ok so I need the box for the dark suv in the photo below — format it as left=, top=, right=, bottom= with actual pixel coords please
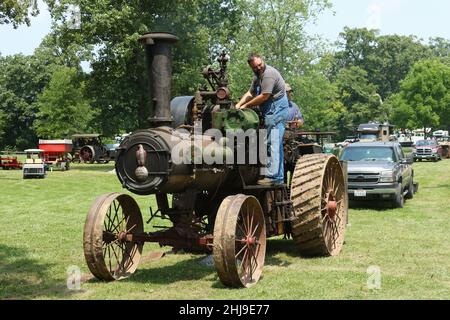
left=340, top=142, right=415, bottom=208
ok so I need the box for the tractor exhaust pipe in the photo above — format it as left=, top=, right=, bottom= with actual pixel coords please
left=139, top=32, right=179, bottom=128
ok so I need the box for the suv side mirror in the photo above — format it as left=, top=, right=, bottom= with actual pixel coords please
left=401, top=158, right=412, bottom=165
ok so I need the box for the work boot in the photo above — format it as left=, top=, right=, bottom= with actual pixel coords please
left=257, top=178, right=274, bottom=186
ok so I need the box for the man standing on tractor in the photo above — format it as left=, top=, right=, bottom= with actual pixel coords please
left=235, top=53, right=289, bottom=186
left=285, top=83, right=304, bottom=129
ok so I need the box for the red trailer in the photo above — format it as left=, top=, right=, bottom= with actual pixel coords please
left=0, top=156, right=23, bottom=170
left=38, top=139, right=73, bottom=171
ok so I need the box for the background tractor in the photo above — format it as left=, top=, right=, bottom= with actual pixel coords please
left=71, top=134, right=111, bottom=164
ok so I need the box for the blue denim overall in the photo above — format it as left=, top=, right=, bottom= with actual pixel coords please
left=257, top=86, right=289, bottom=183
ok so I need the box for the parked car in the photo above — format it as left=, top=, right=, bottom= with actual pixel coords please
left=433, top=130, right=449, bottom=138
left=340, top=142, right=415, bottom=208
left=104, top=133, right=130, bottom=161
left=336, top=137, right=359, bottom=148
left=396, top=132, right=413, bottom=147
left=323, top=143, right=341, bottom=157
left=412, top=140, right=443, bottom=162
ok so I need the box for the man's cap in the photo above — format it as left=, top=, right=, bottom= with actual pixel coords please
left=285, top=83, right=293, bottom=92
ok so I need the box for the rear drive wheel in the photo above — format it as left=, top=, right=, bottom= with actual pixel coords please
left=290, top=154, right=347, bottom=257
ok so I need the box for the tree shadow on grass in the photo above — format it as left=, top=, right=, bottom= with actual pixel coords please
left=265, top=238, right=332, bottom=262
left=83, top=245, right=295, bottom=289
left=266, top=238, right=298, bottom=259
left=0, top=244, right=83, bottom=300
left=84, top=255, right=216, bottom=286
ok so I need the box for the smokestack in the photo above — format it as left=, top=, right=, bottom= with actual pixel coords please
left=139, top=32, right=179, bottom=128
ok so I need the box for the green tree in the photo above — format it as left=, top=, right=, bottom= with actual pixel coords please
left=296, top=70, right=343, bottom=133
left=0, top=111, right=5, bottom=147
left=334, top=27, right=379, bottom=72
left=228, top=0, right=332, bottom=99
left=236, top=0, right=331, bottom=73
left=334, top=66, right=385, bottom=136
left=45, top=0, right=242, bottom=134
left=429, top=37, right=450, bottom=66
left=389, top=59, right=450, bottom=135
left=374, top=35, right=432, bottom=98
left=34, top=66, right=93, bottom=138
left=0, top=0, right=39, bottom=28
left=334, top=28, right=432, bottom=99
left=429, top=37, right=450, bottom=58
left=0, top=53, right=55, bottom=149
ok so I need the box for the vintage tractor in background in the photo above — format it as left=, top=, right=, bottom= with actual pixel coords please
left=83, top=33, right=348, bottom=288
left=71, top=134, right=111, bottom=164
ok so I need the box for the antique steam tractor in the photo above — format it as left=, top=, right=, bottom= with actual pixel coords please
left=71, top=134, right=111, bottom=164
left=83, top=33, right=348, bottom=288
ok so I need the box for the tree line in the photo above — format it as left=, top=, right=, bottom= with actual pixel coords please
left=1, top=0, right=450, bottom=150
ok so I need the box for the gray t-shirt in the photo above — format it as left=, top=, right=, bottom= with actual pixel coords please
left=249, top=65, right=286, bottom=100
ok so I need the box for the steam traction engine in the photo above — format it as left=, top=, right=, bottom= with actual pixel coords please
left=83, top=33, right=348, bottom=288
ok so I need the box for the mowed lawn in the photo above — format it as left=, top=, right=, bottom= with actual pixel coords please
left=0, top=159, right=449, bottom=300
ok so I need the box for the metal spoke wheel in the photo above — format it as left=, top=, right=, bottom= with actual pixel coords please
left=83, top=193, right=144, bottom=281
left=290, top=154, right=347, bottom=256
left=213, top=195, right=266, bottom=288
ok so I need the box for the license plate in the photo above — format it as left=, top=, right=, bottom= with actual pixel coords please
left=354, top=190, right=367, bottom=197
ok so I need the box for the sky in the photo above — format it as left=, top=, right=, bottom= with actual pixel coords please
left=306, top=0, right=450, bottom=43
left=1, top=0, right=450, bottom=56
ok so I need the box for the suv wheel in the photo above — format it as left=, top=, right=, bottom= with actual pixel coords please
left=393, top=190, right=404, bottom=208
left=405, top=179, right=414, bottom=200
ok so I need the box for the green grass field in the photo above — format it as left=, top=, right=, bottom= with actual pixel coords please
left=1, top=160, right=449, bottom=300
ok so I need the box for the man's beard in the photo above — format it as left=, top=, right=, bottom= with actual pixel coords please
left=254, top=64, right=266, bottom=77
